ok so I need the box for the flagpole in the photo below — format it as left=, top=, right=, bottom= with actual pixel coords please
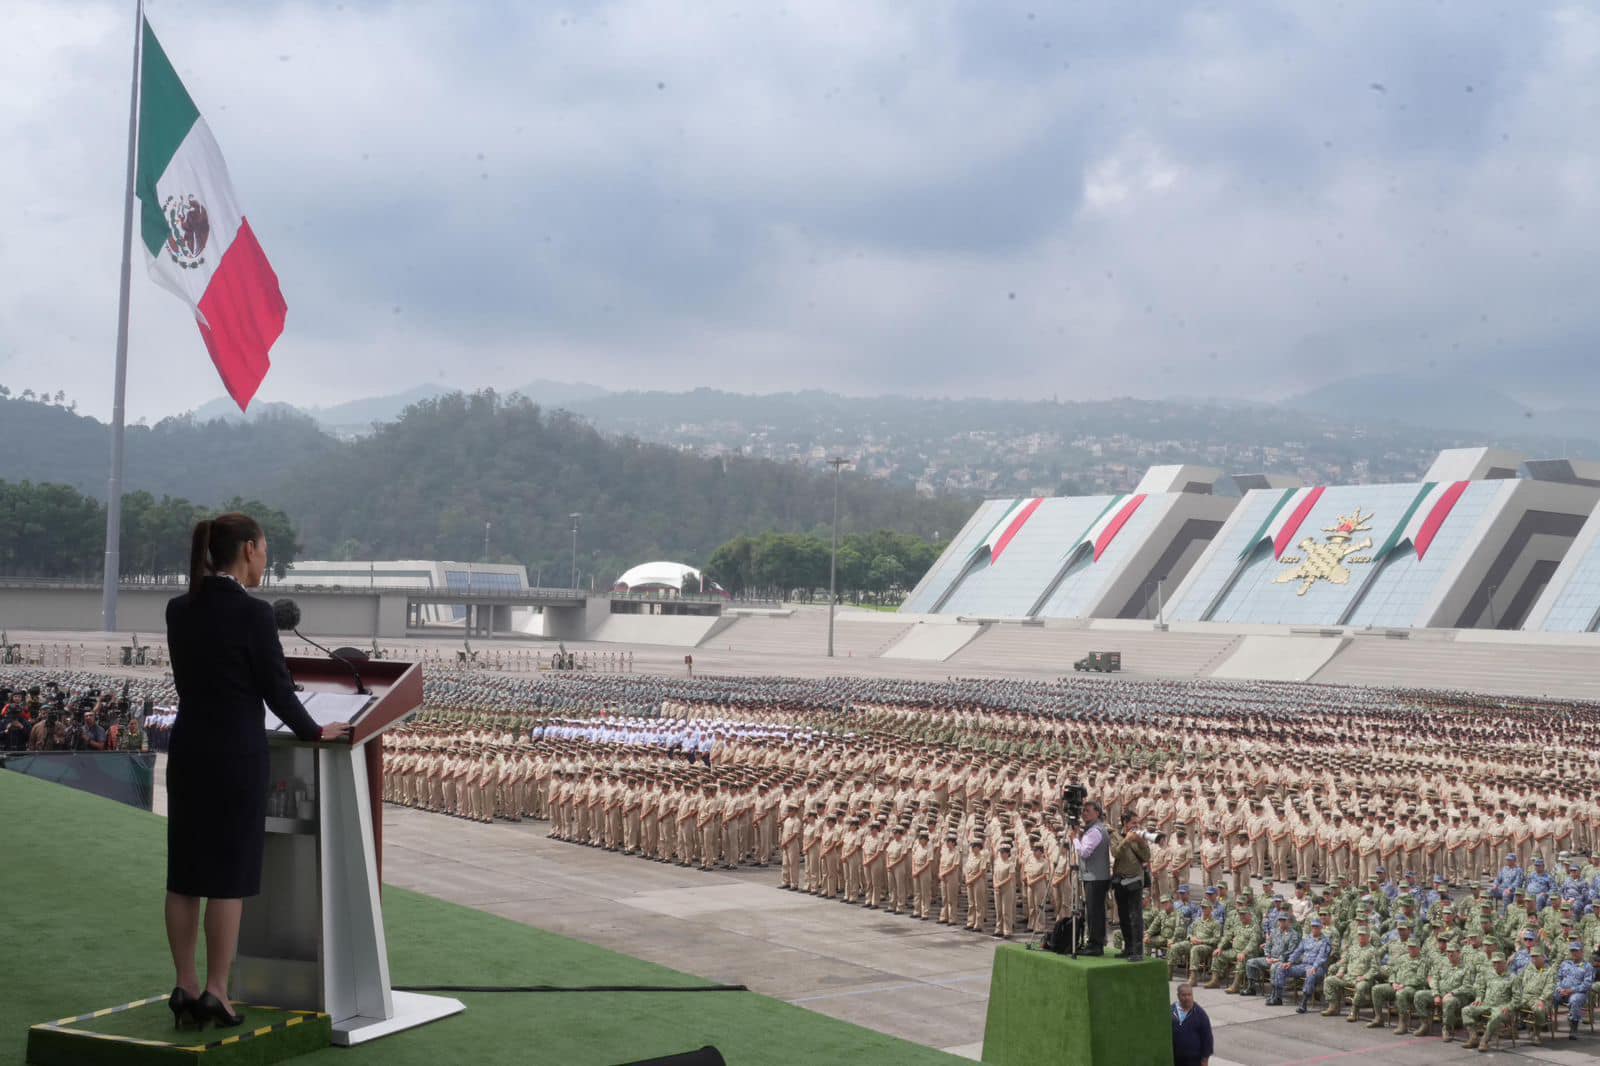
left=102, top=0, right=143, bottom=632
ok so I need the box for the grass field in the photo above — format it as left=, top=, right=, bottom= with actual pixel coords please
left=2, top=769, right=961, bottom=1066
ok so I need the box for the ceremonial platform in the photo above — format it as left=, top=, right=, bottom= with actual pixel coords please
left=981, top=947, right=1171, bottom=1066
left=1, top=770, right=960, bottom=1066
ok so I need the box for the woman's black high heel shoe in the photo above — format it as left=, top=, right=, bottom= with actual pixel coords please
left=168, top=987, right=203, bottom=1029
left=191, top=990, right=245, bottom=1030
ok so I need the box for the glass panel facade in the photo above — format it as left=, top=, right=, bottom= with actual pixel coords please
left=1538, top=525, right=1600, bottom=632
left=1169, top=482, right=1499, bottom=626
left=937, top=496, right=1118, bottom=617
left=1034, top=495, right=1168, bottom=619
left=901, top=499, right=1013, bottom=613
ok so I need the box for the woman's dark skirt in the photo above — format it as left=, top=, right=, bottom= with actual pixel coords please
left=166, top=747, right=269, bottom=899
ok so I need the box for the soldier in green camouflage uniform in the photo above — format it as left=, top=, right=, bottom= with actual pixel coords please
left=1206, top=901, right=1257, bottom=989
left=1322, top=925, right=1382, bottom=1021
left=1175, top=910, right=1223, bottom=982
left=1369, top=939, right=1429, bottom=1031
left=1145, top=896, right=1177, bottom=957
left=1414, top=938, right=1475, bottom=1040
left=1518, top=947, right=1557, bottom=1045
left=1218, top=909, right=1264, bottom=993
left=1461, top=954, right=1521, bottom=1051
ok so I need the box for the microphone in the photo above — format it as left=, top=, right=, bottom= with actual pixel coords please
left=272, top=598, right=370, bottom=696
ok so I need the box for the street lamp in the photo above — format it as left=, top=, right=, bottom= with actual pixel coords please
left=1486, top=585, right=1499, bottom=629
left=1155, top=575, right=1167, bottom=627
left=483, top=520, right=492, bottom=562
left=569, top=513, right=582, bottom=590
left=826, top=456, right=850, bottom=657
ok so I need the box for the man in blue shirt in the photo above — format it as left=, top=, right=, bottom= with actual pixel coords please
left=1171, top=983, right=1214, bottom=1066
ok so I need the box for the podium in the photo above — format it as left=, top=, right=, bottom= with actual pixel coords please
left=234, top=656, right=464, bottom=1046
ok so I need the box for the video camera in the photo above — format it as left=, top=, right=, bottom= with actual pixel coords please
left=1062, top=783, right=1088, bottom=827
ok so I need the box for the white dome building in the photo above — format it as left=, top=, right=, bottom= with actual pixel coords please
left=613, top=561, right=708, bottom=596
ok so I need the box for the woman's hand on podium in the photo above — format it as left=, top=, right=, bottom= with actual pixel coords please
left=319, top=721, right=353, bottom=743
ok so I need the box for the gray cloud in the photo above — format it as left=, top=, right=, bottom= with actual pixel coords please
left=2, top=0, right=1598, bottom=419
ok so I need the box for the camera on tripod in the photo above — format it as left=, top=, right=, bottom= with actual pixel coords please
left=1062, top=783, right=1088, bottom=827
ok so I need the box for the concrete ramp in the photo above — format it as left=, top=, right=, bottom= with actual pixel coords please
left=1209, top=634, right=1346, bottom=682
left=585, top=614, right=726, bottom=647
left=880, top=622, right=984, bottom=661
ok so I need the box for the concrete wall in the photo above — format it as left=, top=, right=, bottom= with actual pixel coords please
left=0, top=585, right=397, bottom=638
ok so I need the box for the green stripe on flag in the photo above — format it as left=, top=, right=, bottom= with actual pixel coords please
left=1373, top=482, right=1435, bottom=562
left=1235, top=488, right=1296, bottom=560
left=135, top=17, right=201, bottom=257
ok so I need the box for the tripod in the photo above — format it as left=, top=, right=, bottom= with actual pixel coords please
left=1039, top=833, right=1088, bottom=956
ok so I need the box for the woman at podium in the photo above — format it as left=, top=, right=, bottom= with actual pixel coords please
left=163, top=513, right=352, bottom=1030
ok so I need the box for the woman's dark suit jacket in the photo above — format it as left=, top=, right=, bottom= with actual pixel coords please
left=165, top=575, right=320, bottom=898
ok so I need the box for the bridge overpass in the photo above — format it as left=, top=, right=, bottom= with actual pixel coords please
left=0, top=579, right=724, bottom=640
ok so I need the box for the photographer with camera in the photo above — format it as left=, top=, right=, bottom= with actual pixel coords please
left=1069, top=797, right=1112, bottom=955
left=1113, top=817, right=1154, bottom=962
left=78, top=707, right=108, bottom=751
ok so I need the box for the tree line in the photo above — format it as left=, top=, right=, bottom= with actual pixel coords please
left=704, top=529, right=944, bottom=603
left=0, top=480, right=301, bottom=581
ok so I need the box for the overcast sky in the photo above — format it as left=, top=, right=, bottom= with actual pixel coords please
left=5, top=1, right=1598, bottom=420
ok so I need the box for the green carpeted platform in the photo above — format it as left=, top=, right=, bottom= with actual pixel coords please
left=2, top=770, right=960, bottom=1066
left=982, top=945, right=1172, bottom=1065
left=27, top=995, right=330, bottom=1066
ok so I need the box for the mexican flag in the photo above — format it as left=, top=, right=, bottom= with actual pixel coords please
left=1068, top=494, right=1148, bottom=562
left=135, top=17, right=285, bottom=411
left=1236, top=486, right=1325, bottom=560
left=1373, top=481, right=1470, bottom=562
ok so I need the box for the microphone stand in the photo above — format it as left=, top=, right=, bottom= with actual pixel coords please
left=294, top=627, right=370, bottom=695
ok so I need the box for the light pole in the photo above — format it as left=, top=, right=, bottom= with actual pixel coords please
left=569, top=513, right=581, bottom=590
left=826, top=456, right=850, bottom=657
left=483, top=520, right=491, bottom=562
left=1155, top=575, right=1167, bottom=627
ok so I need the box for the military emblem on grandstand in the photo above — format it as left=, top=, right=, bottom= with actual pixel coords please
left=1273, top=509, right=1375, bottom=595
left=162, top=194, right=210, bottom=269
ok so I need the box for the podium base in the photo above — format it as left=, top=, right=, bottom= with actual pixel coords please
left=981, top=945, right=1173, bottom=1065
left=27, top=994, right=330, bottom=1066
left=332, top=991, right=465, bottom=1046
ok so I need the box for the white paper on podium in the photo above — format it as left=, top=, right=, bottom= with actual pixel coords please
left=265, top=692, right=374, bottom=733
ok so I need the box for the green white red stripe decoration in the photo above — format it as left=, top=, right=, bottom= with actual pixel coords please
left=135, top=17, right=285, bottom=411
left=1068, top=494, right=1147, bottom=562
left=1374, top=481, right=1470, bottom=562
left=1237, top=486, right=1325, bottom=560
left=973, top=497, right=1044, bottom=565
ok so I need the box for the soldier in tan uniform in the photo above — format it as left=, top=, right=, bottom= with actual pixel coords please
left=939, top=831, right=963, bottom=924
left=912, top=829, right=936, bottom=919
left=964, top=839, right=990, bottom=932
left=885, top=826, right=911, bottom=914
left=779, top=803, right=802, bottom=889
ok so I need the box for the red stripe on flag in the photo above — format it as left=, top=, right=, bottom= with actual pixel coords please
left=1413, top=480, right=1469, bottom=561
left=1093, top=494, right=1147, bottom=561
left=990, top=497, right=1043, bottom=564
left=1273, top=486, right=1325, bottom=560
left=194, top=217, right=285, bottom=411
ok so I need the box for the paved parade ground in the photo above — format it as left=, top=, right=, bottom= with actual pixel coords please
left=376, top=800, right=1600, bottom=1065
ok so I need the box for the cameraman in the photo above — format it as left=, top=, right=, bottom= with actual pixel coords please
left=1070, top=799, right=1113, bottom=955
left=1113, top=819, right=1154, bottom=962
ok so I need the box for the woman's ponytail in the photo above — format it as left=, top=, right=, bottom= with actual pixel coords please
left=188, top=512, right=264, bottom=593
left=189, top=519, right=214, bottom=592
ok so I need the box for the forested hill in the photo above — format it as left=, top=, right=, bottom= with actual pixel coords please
left=261, top=392, right=972, bottom=580
left=0, top=392, right=340, bottom=504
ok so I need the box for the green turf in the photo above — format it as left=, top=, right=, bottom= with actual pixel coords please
left=982, top=946, right=1172, bottom=1066
left=2, top=770, right=961, bottom=1066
